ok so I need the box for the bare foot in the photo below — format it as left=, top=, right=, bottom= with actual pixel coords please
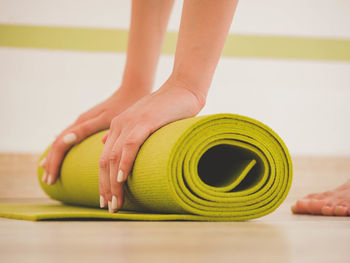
left=291, top=180, right=350, bottom=216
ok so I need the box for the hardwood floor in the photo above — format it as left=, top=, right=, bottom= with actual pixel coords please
left=0, top=154, right=349, bottom=263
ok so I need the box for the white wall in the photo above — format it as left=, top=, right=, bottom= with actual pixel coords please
left=0, top=0, right=350, bottom=155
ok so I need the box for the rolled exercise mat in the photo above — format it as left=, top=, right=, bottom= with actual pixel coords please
left=0, top=114, right=292, bottom=221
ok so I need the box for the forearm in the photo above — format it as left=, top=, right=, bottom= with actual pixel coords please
left=170, top=0, right=238, bottom=106
left=121, top=0, right=175, bottom=94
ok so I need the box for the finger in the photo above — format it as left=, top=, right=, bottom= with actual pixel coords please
left=108, top=136, right=125, bottom=213
left=41, top=148, right=54, bottom=184
left=111, top=183, right=124, bottom=213
left=43, top=108, right=103, bottom=170
left=39, top=157, right=46, bottom=168
left=46, top=117, right=107, bottom=185
left=99, top=126, right=121, bottom=210
left=107, top=124, right=153, bottom=213
left=38, top=157, right=48, bottom=183
left=73, top=107, right=104, bottom=125
left=41, top=117, right=82, bottom=181
left=51, top=108, right=102, bottom=143
left=98, top=156, right=111, bottom=209
left=102, top=131, right=110, bottom=144
left=117, top=123, right=153, bottom=183
left=308, top=199, right=327, bottom=215
left=105, top=117, right=129, bottom=213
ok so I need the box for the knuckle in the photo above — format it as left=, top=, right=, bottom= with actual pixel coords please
left=119, top=159, right=129, bottom=171
left=123, top=127, right=149, bottom=148
left=99, top=157, right=109, bottom=168
left=53, top=140, right=66, bottom=151
left=108, top=151, right=119, bottom=162
left=139, top=115, right=155, bottom=129
left=42, top=161, right=48, bottom=170
left=78, top=123, right=90, bottom=135
left=103, top=186, right=112, bottom=197
left=124, top=136, right=139, bottom=147
left=138, top=120, right=154, bottom=133
left=49, top=161, right=59, bottom=171
left=98, top=180, right=105, bottom=192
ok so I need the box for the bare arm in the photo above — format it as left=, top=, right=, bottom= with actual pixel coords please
left=42, top=0, right=175, bottom=186
left=121, top=0, right=175, bottom=93
left=171, top=0, right=238, bottom=103
left=99, top=0, right=239, bottom=213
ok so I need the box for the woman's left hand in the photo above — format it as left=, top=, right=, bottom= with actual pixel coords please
left=98, top=78, right=206, bottom=213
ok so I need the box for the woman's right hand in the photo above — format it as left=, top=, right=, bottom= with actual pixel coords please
left=40, top=87, right=149, bottom=185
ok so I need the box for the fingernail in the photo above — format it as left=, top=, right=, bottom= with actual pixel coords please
left=39, top=158, right=46, bottom=167
left=100, top=195, right=106, bottom=208
left=63, top=133, right=77, bottom=145
left=41, top=172, right=47, bottom=182
left=117, top=170, right=124, bottom=183
left=112, top=195, right=118, bottom=210
left=47, top=174, right=54, bottom=185
left=108, top=200, right=114, bottom=213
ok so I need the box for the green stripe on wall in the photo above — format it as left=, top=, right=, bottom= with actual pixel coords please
left=1, top=24, right=350, bottom=61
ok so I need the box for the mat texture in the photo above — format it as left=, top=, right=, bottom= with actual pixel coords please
left=0, top=114, right=292, bottom=221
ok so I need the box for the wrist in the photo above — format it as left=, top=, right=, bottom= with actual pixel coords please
left=166, top=74, right=207, bottom=110
left=161, top=75, right=207, bottom=113
left=112, top=80, right=151, bottom=103
left=119, top=69, right=154, bottom=97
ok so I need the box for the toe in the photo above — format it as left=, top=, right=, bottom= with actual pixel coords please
left=291, top=204, right=298, bottom=214
left=321, top=205, right=334, bottom=216
left=334, top=205, right=348, bottom=216
left=295, top=199, right=311, bottom=214
left=308, top=199, right=327, bottom=215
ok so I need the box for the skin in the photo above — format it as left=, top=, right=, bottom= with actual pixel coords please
left=41, top=0, right=175, bottom=185
left=39, top=0, right=348, bottom=218
left=292, top=180, right=350, bottom=216
left=42, top=0, right=239, bottom=213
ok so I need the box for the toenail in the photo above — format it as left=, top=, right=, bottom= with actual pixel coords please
left=321, top=206, right=333, bottom=216
left=334, top=206, right=347, bottom=215
left=336, top=205, right=346, bottom=209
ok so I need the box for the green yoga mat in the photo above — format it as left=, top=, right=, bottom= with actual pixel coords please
left=0, top=114, right=292, bottom=221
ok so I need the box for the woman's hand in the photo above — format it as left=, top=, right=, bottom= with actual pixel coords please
left=98, top=78, right=206, bottom=212
left=40, top=87, right=149, bottom=185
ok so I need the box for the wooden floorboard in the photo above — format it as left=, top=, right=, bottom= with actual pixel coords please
left=0, top=154, right=349, bottom=263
